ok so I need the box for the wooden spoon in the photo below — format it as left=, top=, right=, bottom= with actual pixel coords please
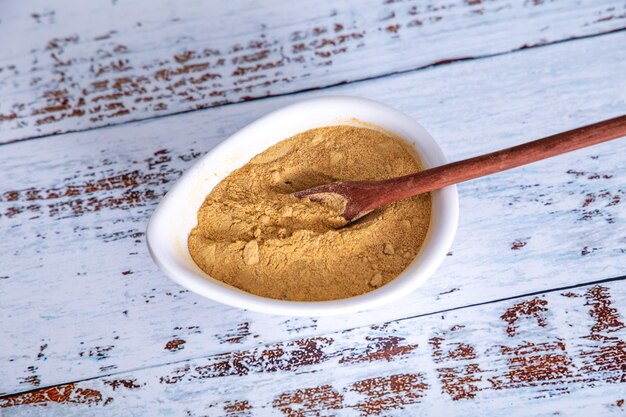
left=295, top=115, right=626, bottom=224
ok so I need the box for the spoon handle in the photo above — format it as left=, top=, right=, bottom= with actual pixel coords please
left=377, top=115, right=626, bottom=203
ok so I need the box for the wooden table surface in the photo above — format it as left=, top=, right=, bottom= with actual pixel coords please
left=1, top=0, right=625, bottom=415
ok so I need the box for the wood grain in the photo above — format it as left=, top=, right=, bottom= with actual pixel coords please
left=1, top=0, right=625, bottom=143
left=2, top=281, right=625, bottom=415
left=1, top=32, right=624, bottom=395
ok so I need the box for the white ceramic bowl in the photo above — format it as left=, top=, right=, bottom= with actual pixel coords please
left=147, top=96, right=458, bottom=316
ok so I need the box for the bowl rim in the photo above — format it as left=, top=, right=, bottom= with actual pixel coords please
left=147, top=96, right=459, bottom=316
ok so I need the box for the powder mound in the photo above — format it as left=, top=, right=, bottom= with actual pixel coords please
left=188, top=125, right=431, bottom=301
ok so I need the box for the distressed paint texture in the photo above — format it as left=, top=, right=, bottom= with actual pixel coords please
left=1, top=32, right=625, bottom=394
left=1, top=0, right=625, bottom=142
left=2, top=282, right=625, bottom=415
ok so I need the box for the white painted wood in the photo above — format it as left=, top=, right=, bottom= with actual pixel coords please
left=0, top=0, right=624, bottom=142
left=1, top=32, right=625, bottom=395
left=2, top=281, right=625, bottom=415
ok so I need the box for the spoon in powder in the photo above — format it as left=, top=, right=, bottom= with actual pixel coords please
left=295, top=115, right=626, bottom=224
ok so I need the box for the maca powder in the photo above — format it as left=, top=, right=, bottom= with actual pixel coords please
left=188, top=125, right=431, bottom=301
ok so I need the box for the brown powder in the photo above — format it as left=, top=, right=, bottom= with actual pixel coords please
left=188, top=125, right=431, bottom=301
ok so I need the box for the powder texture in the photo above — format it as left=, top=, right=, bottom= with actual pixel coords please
left=188, top=125, right=431, bottom=301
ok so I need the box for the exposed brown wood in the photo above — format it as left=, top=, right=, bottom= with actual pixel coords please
left=1, top=0, right=625, bottom=143
left=1, top=282, right=624, bottom=415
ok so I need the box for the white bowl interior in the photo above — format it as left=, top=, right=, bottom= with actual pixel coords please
left=147, top=96, right=459, bottom=316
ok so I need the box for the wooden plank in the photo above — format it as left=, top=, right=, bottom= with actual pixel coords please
left=1, top=32, right=625, bottom=395
left=2, top=280, right=625, bottom=415
left=1, top=0, right=625, bottom=143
